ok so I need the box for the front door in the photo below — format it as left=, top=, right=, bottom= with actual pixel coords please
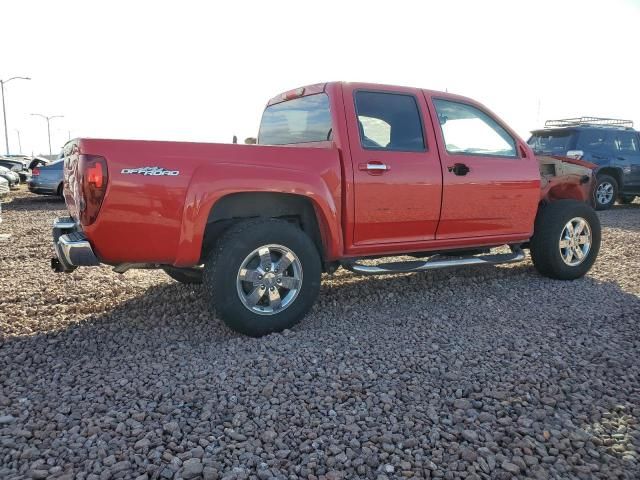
left=343, top=84, right=443, bottom=245
left=428, top=96, right=540, bottom=240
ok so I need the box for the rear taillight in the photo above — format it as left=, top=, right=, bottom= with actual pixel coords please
left=79, top=155, right=108, bottom=225
left=32, top=167, right=40, bottom=176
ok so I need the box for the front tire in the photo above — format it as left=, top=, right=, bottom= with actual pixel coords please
left=203, top=219, right=321, bottom=337
left=594, top=174, right=618, bottom=210
left=530, top=200, right=601, bottom=280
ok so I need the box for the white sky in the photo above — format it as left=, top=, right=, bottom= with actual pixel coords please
left=2, top=0, right=639, bottom=156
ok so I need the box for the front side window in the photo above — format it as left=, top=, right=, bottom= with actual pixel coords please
left=612, top=131, right=639, bottom=153
left=354, top=91, right=425, bottom=151
left=258, top=93, right=332, bottom=145
left=434, top=99, right=517, bottom=158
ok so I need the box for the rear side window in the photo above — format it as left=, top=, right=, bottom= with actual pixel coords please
left=575, top=130, right=612, bottom=152
left=354, top=91, right=425, bottom=151
left=612, top=131, right=639, bottom=153
left=258, top=94, right=332, bottom=145
left=434, top=99, right=517, bottom=158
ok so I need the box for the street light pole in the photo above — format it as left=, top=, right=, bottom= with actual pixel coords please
left=31, top=113, right=63, bottom=156
left=0, top=76, right=31, bottom=155
left=16, top=130, right=22, bottom=153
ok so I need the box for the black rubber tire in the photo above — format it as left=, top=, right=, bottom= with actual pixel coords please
left=594, top=174, right=618, bottom=210
left=529, top=200, right=601, bottom=280
left=203, top=219, right=321, bottom=337
left=162, top=266, right=203, bottom=284
left=618, top=195, right=636, bottom=205
left=57, top=183, right=64, bottom=197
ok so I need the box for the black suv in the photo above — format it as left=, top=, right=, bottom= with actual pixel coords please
left=528, top=117, right=640, bottom=210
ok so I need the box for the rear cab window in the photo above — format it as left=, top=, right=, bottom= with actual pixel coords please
left=258, top=93, right=332, bottom=145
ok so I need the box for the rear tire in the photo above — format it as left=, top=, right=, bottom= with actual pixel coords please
left=57, top=183, right=64, bottom=197
left=162, top=266, right=203, bottom=284
left=594, top=174, right=618, bottom=210
left=530, top=200, right=601, bottom=280
left=618, top=195, right=636, bottom=205
left=203, top=219, right=321, bottom=337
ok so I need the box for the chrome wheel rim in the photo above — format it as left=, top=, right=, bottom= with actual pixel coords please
left=596, top=181, right=614, bottom=205
left=236, top=244, right=303, bottom=315
left=559, top=217, right=592, bottom=266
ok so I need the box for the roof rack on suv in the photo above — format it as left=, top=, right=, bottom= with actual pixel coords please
left=545, top=117, right=634, bottom=129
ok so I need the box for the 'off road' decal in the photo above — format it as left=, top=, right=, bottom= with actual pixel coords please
left=121, top=167, right=180, bottom=176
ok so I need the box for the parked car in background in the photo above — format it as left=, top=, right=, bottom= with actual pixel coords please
left=28, top=159, right=64, bottom=196
left=0, top=177, right=9, bottom=199
left=0, top=166, right=20, bottom=189
left=528, top=117, right=640, bottom=209
left=4, top=154, right=32, bottom=168
left=0, top=157, right=31, bottom=183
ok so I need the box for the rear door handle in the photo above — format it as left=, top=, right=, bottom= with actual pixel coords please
left=448, top=163, right=470, bottom=176
left=359, top=162, right=390, bottom=173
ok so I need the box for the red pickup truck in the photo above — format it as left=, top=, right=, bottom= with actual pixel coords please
left=52, top=82, right=600, bottom=336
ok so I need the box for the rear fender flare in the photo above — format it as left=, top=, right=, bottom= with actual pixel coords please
left=173, top=163, right=342, bottom=266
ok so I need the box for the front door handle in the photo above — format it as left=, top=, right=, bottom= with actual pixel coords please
left=359, top=162, right=390, bottom=174
left=448, top=163, right=470, bottom=176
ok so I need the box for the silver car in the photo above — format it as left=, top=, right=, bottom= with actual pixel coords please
left=27, top=159, right=64, bottom=196
left=0, top=165, right=20, bottom=189
left=0, top=176, right=9, bottom=199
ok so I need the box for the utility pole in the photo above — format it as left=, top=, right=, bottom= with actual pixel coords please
left=31, top=113, right=63, bottom=156
left=0, top=76, right=31, bottom=155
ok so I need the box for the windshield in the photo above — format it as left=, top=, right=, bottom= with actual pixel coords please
left=258, top=93, right=332, bottom=145
left=528, top=130, right=575, bottom=154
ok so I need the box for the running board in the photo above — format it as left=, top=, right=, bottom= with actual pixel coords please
left=341, top=248, right=526, bottom=275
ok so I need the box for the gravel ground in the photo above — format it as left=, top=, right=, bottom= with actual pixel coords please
left=1, top=188, right=639, bottom=480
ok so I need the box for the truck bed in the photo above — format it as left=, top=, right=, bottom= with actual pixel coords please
left=64, top=138, right=342, bottom=265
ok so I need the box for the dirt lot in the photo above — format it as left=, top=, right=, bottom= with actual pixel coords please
left=1, top=188, right=639, bottom=480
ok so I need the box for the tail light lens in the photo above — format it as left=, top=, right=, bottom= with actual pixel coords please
left=32, top=167, right=40, bottom=176
left=79, top=155, right=108, bottom=225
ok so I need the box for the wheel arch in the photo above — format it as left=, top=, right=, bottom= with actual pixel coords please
left=596, top=167, right=623, bottom=189
left=200, top=192, right=330, bottom=265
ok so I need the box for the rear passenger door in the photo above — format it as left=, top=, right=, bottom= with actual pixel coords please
left=343, top=84, right=443, bottom=245
left=428, top=97, right=540, bottom=240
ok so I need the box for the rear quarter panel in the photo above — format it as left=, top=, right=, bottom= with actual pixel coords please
left=75, top=139, right=342, bottom=266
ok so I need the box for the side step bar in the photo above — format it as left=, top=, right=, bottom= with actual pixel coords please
left=341, top=248, right=525, bottom=275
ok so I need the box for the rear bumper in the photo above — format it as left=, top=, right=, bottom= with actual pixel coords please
left=51, top=217, right=100, bottom=272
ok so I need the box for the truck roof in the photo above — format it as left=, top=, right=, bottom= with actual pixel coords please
left=267, top=81, right=478, bottom=107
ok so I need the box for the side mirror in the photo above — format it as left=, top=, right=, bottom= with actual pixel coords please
left=244, top=137, right=257, bottom=145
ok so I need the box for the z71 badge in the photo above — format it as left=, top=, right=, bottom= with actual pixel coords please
left=121, top=166, right=180, bottom=176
